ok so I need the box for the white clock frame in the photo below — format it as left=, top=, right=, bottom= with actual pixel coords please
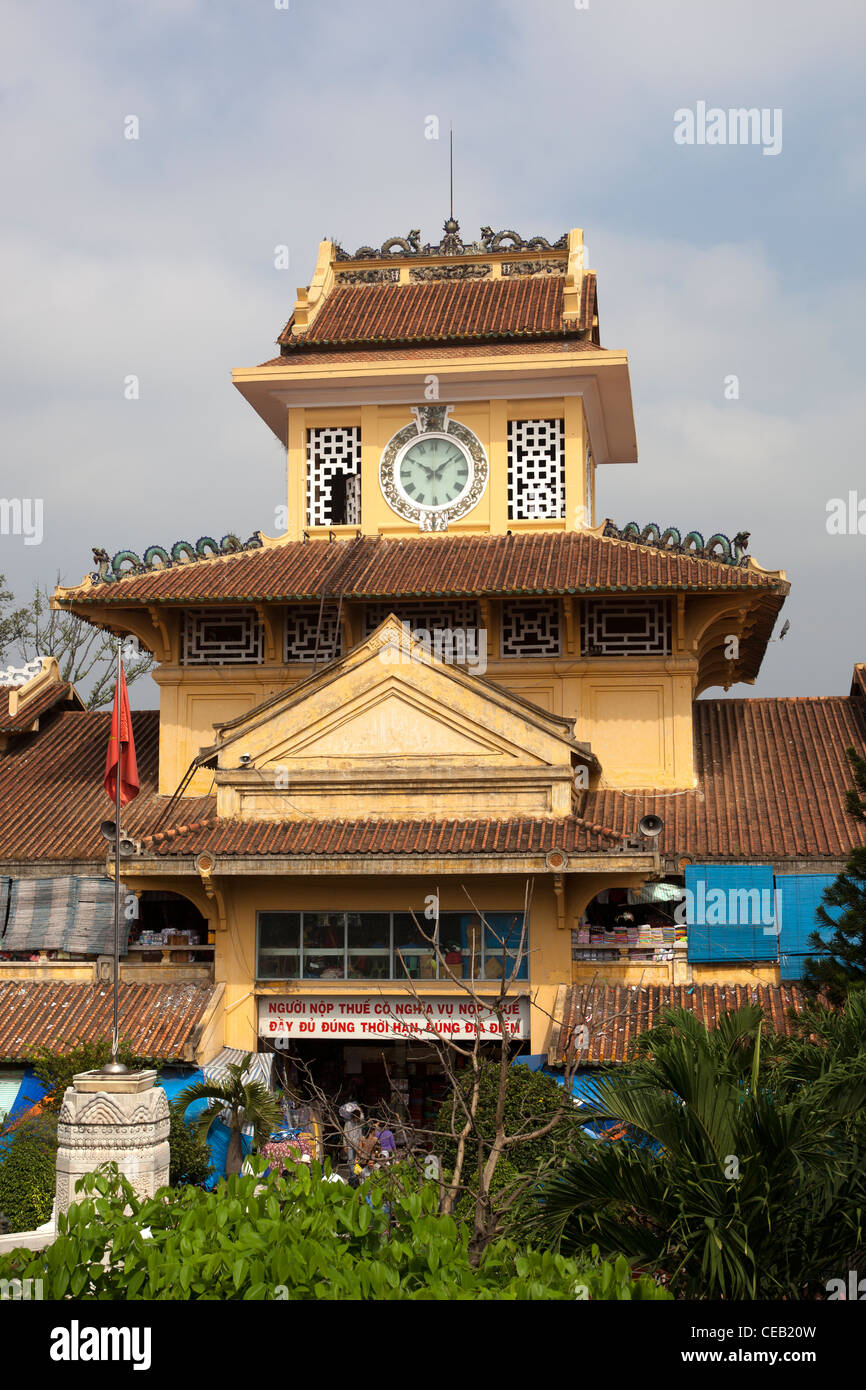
left=379, top=407, right=489, bottom=530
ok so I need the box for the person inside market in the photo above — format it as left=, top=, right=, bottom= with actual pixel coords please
left=376, top=1120, right=397, bottom=1160
left=342, top=1103, right=364, bottom=1168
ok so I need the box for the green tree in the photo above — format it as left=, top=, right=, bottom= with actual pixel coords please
left=0, top=1115, right=57, bottom=1233
left=176, top=1055, right=283, bottom=1176
left=435, top=1061, right=584, bottom=1224
left=804, top=746, right=866, bottom=1000
left=526, top=1006, right=866, bottom=1299
left=168, top=1106, right=213, bottom=1188
left=0, top=575, right=154, bottom=708
left=0, top=1163, right=671, bottom=1300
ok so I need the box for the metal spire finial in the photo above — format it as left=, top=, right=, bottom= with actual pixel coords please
left=449, top=124, right=453, bottom=220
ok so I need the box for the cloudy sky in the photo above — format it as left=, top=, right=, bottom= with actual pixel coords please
left=1, top=0, right=863, bottom=705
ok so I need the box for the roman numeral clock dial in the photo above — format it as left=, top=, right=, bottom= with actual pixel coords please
left=379, top=416, right=488, bottom=530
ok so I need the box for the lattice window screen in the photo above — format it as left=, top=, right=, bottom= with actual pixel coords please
left=284, top=605, right=343, bottom=662
left=507, top=418, right=565, bottom=520
left=182, top=609, right=263, bottom=664
left=363, top=601, right=481, bottom=638
left=306, top=427, right=362, bottom=526
left=581, top=600, right=672, bottom=656
left=500, top=600, right=561, bottom=657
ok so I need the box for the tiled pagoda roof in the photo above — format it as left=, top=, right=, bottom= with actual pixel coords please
left=57, top=529, right=789, bottom=608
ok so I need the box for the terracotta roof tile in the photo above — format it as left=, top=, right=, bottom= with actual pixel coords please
left=0, top=709, right=214, bottom=862
left=552, top=982, right=811, bottom=1065
left=279, top=277, right=574, bottom=350
left=4, top=688, right=862, bottom=866
left=0, top=680, right=78, bottom=734
left=58, top=531, right=789, bottom=608
left=142, top=815, right=630, bottom=859
left=0, top=980, right=216, bottom=1061
left=581, top=696, right=866, bottom=861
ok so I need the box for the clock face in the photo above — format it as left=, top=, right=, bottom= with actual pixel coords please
left=379, top=412, right=489, bottom=529
left=398, top=434, right=471, bottom=510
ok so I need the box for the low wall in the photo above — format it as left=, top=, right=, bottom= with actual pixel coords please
left=0, top=1225, right=55, bottom=1256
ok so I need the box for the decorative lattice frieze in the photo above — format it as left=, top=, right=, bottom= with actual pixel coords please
left=306, top=427, right=362, bottom=527
left=285, top=605, right=343, bottom=662
left=363, top=600, right=481, bottom=639
left=581, top=599, right=672, bottom=656
left=500, top=600, right=561, bottom=658
left=182, top=609, right=263, bottom=664
left=507, top=418, right=565, bottom=520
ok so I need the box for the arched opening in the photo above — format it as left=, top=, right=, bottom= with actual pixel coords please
left=575, top=879, right=687, bottom=965
left=125, top=890, right=211, bottom=964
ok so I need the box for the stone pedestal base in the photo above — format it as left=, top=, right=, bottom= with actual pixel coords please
left=55, top=1070, right=169, bottom=1214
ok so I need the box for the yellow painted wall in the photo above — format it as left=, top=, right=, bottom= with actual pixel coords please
left=284, top=397, right=587, bottom=541
left=198, top=873, right=576, bottom=1056
left=152, top=625, right=700, bottom=796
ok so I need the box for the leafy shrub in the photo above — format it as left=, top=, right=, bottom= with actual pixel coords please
left=31, top=1040, right=156, bottom=1112
left=0, top=1163, right=670, bottom=1300
left=0, top=1114, right=58, bottom=1233
left=168, top=1106, right=213, bottom=1188
left=435, top=1060, right=584, bottom=1194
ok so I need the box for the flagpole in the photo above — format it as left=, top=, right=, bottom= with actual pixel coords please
left=113, top=636, right=121, bottom=1064
left=103, top=637, right=128, bottom=1076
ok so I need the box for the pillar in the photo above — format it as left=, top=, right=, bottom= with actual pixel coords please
left=55, top=1070, right=169, bottom=1214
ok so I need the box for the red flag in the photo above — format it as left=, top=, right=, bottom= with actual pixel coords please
left=104, top=664, right=140, bottom=806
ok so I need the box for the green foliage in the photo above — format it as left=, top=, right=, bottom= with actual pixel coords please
left=804, top=747, right=866, bottom=1000
left=168, top=1107, right=213, bottom=1188
left=525, top=1005, right=866, bottom=1299
left=435, top=1059, right=583, bottom=1180
left=176, top=1055, right=283, bottom=1176
left=0, top=1162, right=671, bottom=1300
left=0, top=1115, right=58, bottom=1233
left=32, top=1039, right=155, bottom=1112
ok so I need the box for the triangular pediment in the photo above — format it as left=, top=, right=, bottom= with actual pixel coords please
left=209, top=615, right=592, bottom=821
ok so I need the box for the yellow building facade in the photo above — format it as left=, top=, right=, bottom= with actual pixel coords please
left=53, top=220, right=795, bottom=1078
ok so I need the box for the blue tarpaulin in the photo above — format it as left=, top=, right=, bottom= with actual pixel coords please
left=774, top=873, right=840, bottom=979
left=686, top=864, right=778, bottom=963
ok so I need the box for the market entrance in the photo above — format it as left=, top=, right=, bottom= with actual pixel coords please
left=264, top=1033, right=529, bottom=1170
left=267, top=1038, right=451, bottom=1165
left=258, top=990, right=532, bottom=1169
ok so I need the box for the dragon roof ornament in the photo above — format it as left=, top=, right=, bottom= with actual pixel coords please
left=603, top=521, right=751, bottom=568
left=333, top=221, right=569, bottom=261
left=90, top=532, right=263, bottom=586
